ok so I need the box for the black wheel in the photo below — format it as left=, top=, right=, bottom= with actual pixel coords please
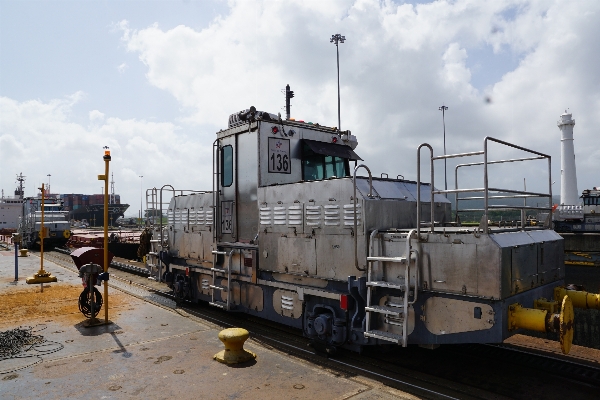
left=78, top=286, right=103, bottom=318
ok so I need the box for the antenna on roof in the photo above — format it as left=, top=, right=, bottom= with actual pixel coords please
left=284, top=84, right=294, bottom=120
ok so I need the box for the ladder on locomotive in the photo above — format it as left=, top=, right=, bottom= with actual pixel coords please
left=209, top=248, right=236, bottom=310
left=147, top=239, right=160, bottom=278
left=208, top=139, right=235, bottom=310
left=363, top=230, right=418, bottom=347
left=145, top=186, right=176, bottom=282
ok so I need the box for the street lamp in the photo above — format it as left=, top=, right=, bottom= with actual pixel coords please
left=330, top=33, right=345, bottom=131
left=439, top=105, right=448, bottom=196
left=139, top=175, right=143, bottom=224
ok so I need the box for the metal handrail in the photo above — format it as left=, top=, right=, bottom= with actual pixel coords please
left=416, top=144, right=435, bottom=236
left=450, top=137, right=552, bottom=231
left=405, top=229, right=419, bottom=306
left=417, top=137, right=552, bottom=233
left=157, top=184, right=176, bottom=282
left=353, top=164, right=373, bottom=272
left=212, top=138, right=220, bottom=246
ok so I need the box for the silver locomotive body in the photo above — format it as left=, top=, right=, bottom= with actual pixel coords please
left=151, top=110, right=564, bottom=350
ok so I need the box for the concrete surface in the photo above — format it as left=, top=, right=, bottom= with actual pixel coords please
left=0, top=246, right=416, bottom=400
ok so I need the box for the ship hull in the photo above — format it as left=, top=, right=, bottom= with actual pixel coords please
left=70, top=204, right=130, bottom=227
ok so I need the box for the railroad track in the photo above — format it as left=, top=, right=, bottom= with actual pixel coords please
left=41, top=249, right=600, bottom=399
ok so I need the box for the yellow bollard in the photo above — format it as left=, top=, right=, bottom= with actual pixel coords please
left=213, top=328, right=256, bottom=364
left=19, top=249, right=28, bottom=257
left=554, top=286, right=600, bottom=310
left=509, top=296, right=574, bottom=354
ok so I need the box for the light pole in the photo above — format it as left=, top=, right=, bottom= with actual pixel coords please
left=139, top=175, right=143, bottom=225
left=439, top=105, right=448, bottom=196
left=330, top=33, right=345, bottom=131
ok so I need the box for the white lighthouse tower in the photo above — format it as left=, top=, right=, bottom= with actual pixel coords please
left=557, top=111, right=579, bottom=205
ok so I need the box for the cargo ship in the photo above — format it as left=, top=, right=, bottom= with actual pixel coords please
left=60, top=174, right=130, bottom=227
left=61, top=193, right=129, bottom=227
left=0, top=173, right=25, bottom=235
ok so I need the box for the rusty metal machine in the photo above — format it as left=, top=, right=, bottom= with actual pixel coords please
left=145, top=106, right=595, bottom=354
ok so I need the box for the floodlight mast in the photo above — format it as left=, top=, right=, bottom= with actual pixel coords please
left=330, top=33, right=345, bottom=131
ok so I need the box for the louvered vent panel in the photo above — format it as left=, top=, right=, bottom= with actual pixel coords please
left=287, top=205, right=303, bottom=226
left=197, top=207, right=205, bottom=225
left=281, top=295, right=294, bottom=310
left=324, top=204, right=340, bottom=226
left=343, top=203, right=361, bottom=226
left=273, top=206, right=286, bottom=225
left=260, top=206, right=272, bottom=226
left=306, top=205, right=322, bottom=226
left=205, top=209, right=214, bottom=225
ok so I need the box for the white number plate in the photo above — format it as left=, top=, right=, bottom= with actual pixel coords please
left=268, top=138, right=290, bottom=174
left=221, top=201, right=233, bottom=234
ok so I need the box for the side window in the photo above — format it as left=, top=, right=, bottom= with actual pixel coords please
left=221, top=145, right=233, bottom=187
left=302, top=143, right=350, bottom=181
left=302, top=143, right=324, bottom=181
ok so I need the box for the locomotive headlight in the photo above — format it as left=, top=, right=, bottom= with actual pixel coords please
left=331, top=136, right=338, bottom=143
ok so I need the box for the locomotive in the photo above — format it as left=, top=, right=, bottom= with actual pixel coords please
left=146, top=106, right=587, bottom=354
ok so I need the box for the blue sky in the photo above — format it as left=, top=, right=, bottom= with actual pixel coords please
left=1, top=0, right=226, bottom=122
left=1, top=0, right=599, bottom=216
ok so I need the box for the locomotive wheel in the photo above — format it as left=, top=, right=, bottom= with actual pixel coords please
left=559, top=295, right=574, bottom=355
left=78, top=286, right=103, bottom=318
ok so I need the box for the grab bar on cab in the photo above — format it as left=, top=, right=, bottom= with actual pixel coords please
left=353, top=164, right=373, bottom=272
left=416, top=144, right=435, bottom=237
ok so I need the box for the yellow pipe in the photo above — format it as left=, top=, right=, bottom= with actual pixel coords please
left=508, top=304, right=547, bottom=332
left=508, top=296, right=574, bottom=354
left=554, top=286, right=600, bottom=310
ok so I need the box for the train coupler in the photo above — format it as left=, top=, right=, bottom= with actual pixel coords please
left=509, top=295, right=574, bottom=354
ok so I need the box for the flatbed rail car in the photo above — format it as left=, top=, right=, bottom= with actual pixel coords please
left=147, top=107, right=587, bottom=354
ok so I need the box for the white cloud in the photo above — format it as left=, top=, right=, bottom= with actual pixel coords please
left=117, top=63, right=128, bottom=74
left=0, top=95, right=210, bottom=214
left=89, top=110, right=105, bottom=121
left=3, top=0, right=599, bottom=216
left=115, top=0, right=600, bottom=196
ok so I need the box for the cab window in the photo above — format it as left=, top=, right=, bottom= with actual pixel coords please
left=302, top=142, right=349, bottom=181
left=221, top=145, right=233, bottom=187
